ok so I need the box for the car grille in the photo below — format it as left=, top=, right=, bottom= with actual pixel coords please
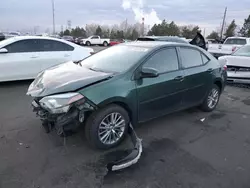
left=227, top=65, right=250, bottom=72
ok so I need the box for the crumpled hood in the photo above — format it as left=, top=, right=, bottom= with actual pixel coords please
left=27, top=61, right=113, bottom=97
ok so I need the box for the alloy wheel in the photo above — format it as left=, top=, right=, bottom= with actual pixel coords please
left=98, top=112, right=126, bottom=145
left=207, top=88, right=219, bottom=109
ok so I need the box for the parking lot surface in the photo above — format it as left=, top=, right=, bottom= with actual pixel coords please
left=1, top=82, right=250, bottom=188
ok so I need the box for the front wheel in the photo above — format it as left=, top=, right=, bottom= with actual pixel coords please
left=85, top=104, right=129, bottom=150
left=200, top=84, right=221, bottom=112
left=86, top=41, right=91, bottom=46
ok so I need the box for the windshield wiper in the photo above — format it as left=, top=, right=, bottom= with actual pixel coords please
left=74, top=59, right=83, bottom=66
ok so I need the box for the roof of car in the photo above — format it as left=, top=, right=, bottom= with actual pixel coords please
left=226, top=37, right=250, bottom=39
left=0, top=35, right=76, bottom=47
left=121, top=41, right=192, bottom=48
left=137, top=36, right=189, bottom=43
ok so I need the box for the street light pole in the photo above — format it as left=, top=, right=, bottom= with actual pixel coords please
left=51, top=0, right=55, bottom=34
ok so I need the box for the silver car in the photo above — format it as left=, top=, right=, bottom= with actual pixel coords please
left=218, top=45, right=250, bottom=84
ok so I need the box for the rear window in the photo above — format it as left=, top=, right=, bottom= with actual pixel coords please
left=224, top=38, right=246, bottom=45
left=137, top=37, right=188, bottom=44
left=137, top=38, right=155, bottom=41
left=232, top=45, right=250, bottom=57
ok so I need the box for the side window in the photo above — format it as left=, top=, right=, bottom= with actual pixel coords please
left=91, top=36, right=99, bottom=39
left=39, top=39, right=54, bottom=51
left=201, top=53, right=210, bottom=64
left=39, top=39, right=74, bottom=51
left=5, top=39, right=39, bottom=53
left=180, top=47, right=203, bottom=68
left=143, top=48, right=179, bottom=73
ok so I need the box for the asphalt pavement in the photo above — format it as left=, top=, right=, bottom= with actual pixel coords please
left=0, top=82, right=250, bottom=188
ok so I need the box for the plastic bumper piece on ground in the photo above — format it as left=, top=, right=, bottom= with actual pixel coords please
left=107, top=123, right=143, bottom=171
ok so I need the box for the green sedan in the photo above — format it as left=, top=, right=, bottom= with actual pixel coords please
left=27, top=41, right=227, bottom=149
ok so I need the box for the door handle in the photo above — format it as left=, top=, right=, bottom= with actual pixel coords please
left=64, top=54, right=70, bottom=57
left=174, top=76, right=184, bottom=81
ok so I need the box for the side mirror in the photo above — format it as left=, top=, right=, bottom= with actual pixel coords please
left=0, top=48, right=8, bottom=53
left=141, top=67, right=159, bottom=78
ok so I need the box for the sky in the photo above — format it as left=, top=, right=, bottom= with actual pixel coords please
left=0, top=0, right=250, bottom=36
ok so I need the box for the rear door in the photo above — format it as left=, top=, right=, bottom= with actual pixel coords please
left=178, top=47, right=213, bottom=107
left=136, top=47, right=185, bottom=122
left=0, top=39, right=41, bottom=81
left=38, top=39, right=74, bottom=71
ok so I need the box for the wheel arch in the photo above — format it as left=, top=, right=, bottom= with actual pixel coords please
left=214, top=78, right=223, bottom=92
left=97, top=97, right=136, bottom=125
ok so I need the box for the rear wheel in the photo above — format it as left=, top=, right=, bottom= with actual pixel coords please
left=200, top=84, right=220, bottom=112
left=103, top=41, right=108, bottom=46
left=85, top=104, right=129, bottom=149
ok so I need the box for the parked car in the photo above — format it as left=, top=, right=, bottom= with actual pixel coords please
left=208, top=37, right=250, bottom=58
left=109, top=39, right=125, bottom=46
left=207, top=39, right=219, bottom=44
left=74, top=37, right=84, bottom=45
left=80, top=35, right=110, bottom=46
left=0, top=33, right=5, bottom=42
left=137, top=32, right=207, bottom=50
left=62, top=35, right=74, bottom=43
left=218, top=44, right=250, bottom=84
left=27, top=41, right=227, bottom=149
left=0, top=36, right=93, bottom=82
left=0, top=31, right=20, bottom=41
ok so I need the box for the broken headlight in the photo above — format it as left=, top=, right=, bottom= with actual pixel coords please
left=39, top=93, right=84, bottom=114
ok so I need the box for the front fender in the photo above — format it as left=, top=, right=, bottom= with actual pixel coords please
left=78, top=77, right=138, bottom=123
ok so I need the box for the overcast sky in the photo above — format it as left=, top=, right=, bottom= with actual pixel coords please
left=1, top=0, right=250, bottom=35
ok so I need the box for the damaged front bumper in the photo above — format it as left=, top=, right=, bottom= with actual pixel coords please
left=31, top=96, right=96, bottom=135
left=108, top=123, right=142, bottom=171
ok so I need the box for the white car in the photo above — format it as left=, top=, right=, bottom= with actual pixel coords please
left=80, top=35, right=110, bottom=46
left=0, top=36, right=94, bottom=82
left=208, top=37, right=250, bottom=58
left=218, top=45, right=250, bottom=84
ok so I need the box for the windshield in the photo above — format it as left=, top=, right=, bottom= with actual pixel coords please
left=81, top=45, right=149, bottom=73
left=232, top=45, right=250, bottom=57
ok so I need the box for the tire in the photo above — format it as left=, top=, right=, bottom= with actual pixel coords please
left=85, top=104, right=130, bottom=150
left=86, top=41, right=91, bottom=46
left=200, top=84, right=221, bottom=112
left=103, top=41, right=108, bottom=47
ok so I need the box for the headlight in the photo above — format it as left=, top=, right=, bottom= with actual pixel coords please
left=26, top=71, right=45, bottom=96
left=39, top=93, right=84, bottom=114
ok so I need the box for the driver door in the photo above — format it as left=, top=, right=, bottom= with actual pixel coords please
left=135, top=47, right=185, bottom=122
left=91, top=36, right=99, bottom=45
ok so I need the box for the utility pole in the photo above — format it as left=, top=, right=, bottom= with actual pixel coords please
left=51, top=0, right=55, bottom=34
left=124, top=18, right=128, bottom=38
left=141, top=17, right=145, bottom=36
left=203, top=28, right=206, bottom=37
left=220, top=7, right=227, bottom=40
